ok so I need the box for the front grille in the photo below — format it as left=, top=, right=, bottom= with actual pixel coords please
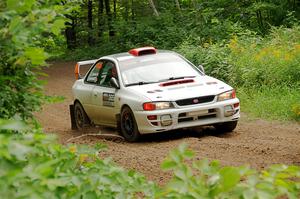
left=178, top=117, right=193, bottom=123
left=177, top=109, right=217, bottom=123
left=175, top=95, right=215, bottom=106
left=198, top=114, right=216, bottom=120
left=177, top=114, right=216, bottom=123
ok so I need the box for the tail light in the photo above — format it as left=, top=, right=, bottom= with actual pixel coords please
left=74, top=63, right=79, bottom=80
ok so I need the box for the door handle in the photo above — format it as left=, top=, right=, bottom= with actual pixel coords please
left=93, top=91, right=98, bottom=97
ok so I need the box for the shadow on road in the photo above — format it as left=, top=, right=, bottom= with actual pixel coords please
left=67, top=125, right=238, bottom=144
left=138, top=126, right=237, bottom=143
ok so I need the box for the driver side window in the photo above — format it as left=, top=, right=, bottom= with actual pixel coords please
left=98, top=61, right=117, bottom=87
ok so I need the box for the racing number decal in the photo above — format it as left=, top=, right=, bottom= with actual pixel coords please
left=103, top=92, right=115, bottom=107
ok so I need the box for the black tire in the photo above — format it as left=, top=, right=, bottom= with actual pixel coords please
left=213, top=121, right=238, bottom=133
left=120, top=106, right=140, bottom=142
left=74, top=102, right=90, bottom=130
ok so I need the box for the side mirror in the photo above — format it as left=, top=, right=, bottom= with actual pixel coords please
left=110, top=77, right=120, bottom=89
left=198, top=65, right=205, bottom=74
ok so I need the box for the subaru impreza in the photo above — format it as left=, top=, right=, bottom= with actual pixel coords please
left=70, top=47, right=240, bottom=141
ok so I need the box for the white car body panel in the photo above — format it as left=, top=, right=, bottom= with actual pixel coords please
left=72, top=49, right=240, bottom=134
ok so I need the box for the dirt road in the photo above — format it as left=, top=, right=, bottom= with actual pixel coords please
left=36, top=61, right=300, bottom=184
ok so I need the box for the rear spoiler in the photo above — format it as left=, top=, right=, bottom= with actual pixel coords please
left=74, top=59, right=98, bottom=80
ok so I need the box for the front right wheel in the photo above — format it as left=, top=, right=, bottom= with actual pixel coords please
left=213, top=121, right=238, bottom=133
left=120, top=106, right=140, bottom=142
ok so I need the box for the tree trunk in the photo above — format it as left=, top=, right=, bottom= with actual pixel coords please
left=124, top=0, right=129, bottom=21
left=98, top=0, right=104, bottom=38
left=256, top=10, right=264, bottom=32
left=149, top=0, right=159, bottom=16
left=65, top=14, right=77, bottom=49
left=104, top=0, right=115, bottom=37
left=87, top=0, right=94, bottom=45
left=175, top=0, right=181, bottom=10
left=131, top=0, right=135, bottom=21
left=62, top=1, right=77, bottom=49
left=113, top=0, right=117, bottom=20
left=191, top=0, right=196, bottom=9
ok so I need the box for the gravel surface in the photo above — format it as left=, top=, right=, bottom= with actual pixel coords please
left=36, top=61, right=300, bottom=185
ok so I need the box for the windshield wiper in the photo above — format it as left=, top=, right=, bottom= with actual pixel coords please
left=159, top=76, right=196, bottom=82
left=125, top=81, right=157, bottom=87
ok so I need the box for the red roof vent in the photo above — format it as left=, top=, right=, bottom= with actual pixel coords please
left=128, top=47, right=157, bottom=56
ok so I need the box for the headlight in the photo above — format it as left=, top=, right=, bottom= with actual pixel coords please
left=217, top=90, right=236, bottom=101
left=143, top=102, right=174, bottom=111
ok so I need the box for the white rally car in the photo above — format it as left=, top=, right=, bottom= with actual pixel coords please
left=70, top=47, right=240, bottom=141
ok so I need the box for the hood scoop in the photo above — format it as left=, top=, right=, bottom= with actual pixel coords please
left=159, top=79, right=194, bottom=87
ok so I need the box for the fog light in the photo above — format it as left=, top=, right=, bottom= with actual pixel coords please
left=160, top=115, right=172, bottom=126
left=224, top=105, right=234, bottom=117
left=147, top=115, right=157, bottom=120
left=151, top=122, right=158, bottom=126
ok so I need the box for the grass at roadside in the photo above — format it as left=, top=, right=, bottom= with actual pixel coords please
left=177, top=26, right=300, bottom=123
left=237, top=87, right=300, bottom=121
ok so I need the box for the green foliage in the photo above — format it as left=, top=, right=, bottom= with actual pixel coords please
left=227, top=26, right=300, bottom=121
left=0, top=119, right=26, bottom=131
left=62, top=0, right=300, bottom=51
left=1, top=121, right=300, bottom=199
left=238, top=87, right=300, bottom=121
left=292, top=104, right=300, bottom=120
left=228, top=26, right=300, bottom=89
left=176, top=25, right=300, bottom=121
left=60, top=44, right=121, bottom=61
left=0, top=124, right=156, bottom=199
left=115, top=13, right=189, bottom=49
left=176, top=41, right=232, bottom=82
left=0, top=0, right=66, bottom=120
left=159, top=143, right=300, bottom=199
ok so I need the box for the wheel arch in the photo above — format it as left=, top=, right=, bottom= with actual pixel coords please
left=120, top=104, right=131, bottom=112
left=73, top=99, right=82, bottom=106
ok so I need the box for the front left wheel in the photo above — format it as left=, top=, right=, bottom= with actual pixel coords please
left=120, top=106, right=140, bottom=142
left=74, top=102, right=90, bottom=130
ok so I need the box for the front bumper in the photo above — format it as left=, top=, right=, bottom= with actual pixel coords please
left=134, top=98, right=240, bottom=134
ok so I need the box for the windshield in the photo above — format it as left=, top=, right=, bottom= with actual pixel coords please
left=118, top=53, right=201, bottom=86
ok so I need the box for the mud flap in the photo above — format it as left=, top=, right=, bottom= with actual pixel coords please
left=116, top=114, right=121, bottom=133
left=69, top=104, right=77, bottom=130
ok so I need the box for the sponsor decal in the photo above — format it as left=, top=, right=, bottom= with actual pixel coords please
left=103, top=92, right=115, bottom=107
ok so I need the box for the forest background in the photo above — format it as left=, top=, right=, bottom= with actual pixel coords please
left=59, top=0, right=300, bottom=121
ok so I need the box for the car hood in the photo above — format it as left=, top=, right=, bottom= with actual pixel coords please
left=125, top=76, right=233, bottom=102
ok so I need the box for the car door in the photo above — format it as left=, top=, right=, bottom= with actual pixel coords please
left=81, top=61, right=103, bottom=121
left=90, top=60, right=119, bottom=126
